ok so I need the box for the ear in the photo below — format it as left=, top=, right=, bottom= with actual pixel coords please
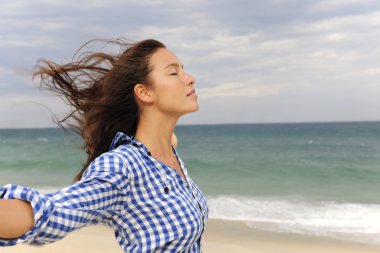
left=134, top=84, right=154, bottom=104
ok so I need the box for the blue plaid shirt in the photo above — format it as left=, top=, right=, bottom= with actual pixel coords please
left=0, top=132, right=209, bottom=252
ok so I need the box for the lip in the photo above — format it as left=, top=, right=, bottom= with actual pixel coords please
left=187, top=88, right=195, bottom=96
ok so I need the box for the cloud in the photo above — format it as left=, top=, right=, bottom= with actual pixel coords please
left=295, top=10, right=380, bottom=34
left=0, top=34, right=58, bottom=49
left=0, top=94, right=68, bottom=128
left=311, top=0, right=377, bottom=12
left=1, top=0, right=380, bottom=127
left=0, top=66, right=9, bottom=76
left=0, top=18, right=71, bottom=32
left=323, top=33, right=347, bottom=41
left=198, top=82, right=287, bottom=98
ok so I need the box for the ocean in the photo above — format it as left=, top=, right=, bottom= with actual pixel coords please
left=1, top=121, right=380, bottom=245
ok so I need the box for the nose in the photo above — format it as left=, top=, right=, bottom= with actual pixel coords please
left=186, top=72, right=196, bottom=86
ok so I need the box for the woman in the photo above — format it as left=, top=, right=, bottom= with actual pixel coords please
left=0, top=38, right=209, bottom=252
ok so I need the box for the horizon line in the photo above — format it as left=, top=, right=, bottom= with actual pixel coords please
left=0, top=119, right=379, bottom=130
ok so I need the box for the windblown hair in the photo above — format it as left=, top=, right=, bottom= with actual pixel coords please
left=34, top=38, right=166, bottom=181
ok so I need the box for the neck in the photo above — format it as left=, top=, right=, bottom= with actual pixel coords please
left=134, top=110, right=178, bottom=158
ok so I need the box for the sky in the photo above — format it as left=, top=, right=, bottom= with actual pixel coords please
left=1, top=0, right=380, bottom=128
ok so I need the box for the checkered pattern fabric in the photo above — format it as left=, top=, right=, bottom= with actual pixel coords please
left=0, top=132, right=209, bottom=252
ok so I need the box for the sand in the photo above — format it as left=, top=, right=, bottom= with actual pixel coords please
left=2, top=219, right=380, bottom=253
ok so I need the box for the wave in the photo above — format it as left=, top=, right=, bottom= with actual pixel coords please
left=207, top=195, right=380, bottom=245
left=36, top=137, right=49, bottom=142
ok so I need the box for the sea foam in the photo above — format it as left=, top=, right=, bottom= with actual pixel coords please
left=207, top=195, right=380, bottom=245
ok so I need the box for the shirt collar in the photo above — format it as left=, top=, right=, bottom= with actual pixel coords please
left=109, top=132, right=149, bottom=154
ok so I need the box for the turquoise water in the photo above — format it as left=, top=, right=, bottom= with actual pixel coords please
left=176, top=122, right=380, bottom=204
left=1, top=122, right=380, bottom=244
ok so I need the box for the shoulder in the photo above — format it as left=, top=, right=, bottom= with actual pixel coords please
left=82, top=131, right=152, bottom=183
left=82, top=144, right=139, bottom=179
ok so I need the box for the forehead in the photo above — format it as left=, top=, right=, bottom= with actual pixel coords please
left=149, top=48, right=181, bottom=70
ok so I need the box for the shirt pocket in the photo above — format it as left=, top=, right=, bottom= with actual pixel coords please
left=142, top=176, right=174, bottom=198
left=138, top=176, right=200, bottom=219
left=135, top=174, right=179, bottom=202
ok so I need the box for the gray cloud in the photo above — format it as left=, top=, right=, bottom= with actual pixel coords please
left=1, top=0, right=379, bottom=128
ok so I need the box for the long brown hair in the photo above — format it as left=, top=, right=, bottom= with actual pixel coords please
left=34, top=38, right=165, bottom=181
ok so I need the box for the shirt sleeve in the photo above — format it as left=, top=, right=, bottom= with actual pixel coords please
left=0, top=152, right=131, bottom=246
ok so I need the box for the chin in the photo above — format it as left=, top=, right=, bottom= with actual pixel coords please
left=180, top=104, right=199, bottom=116
left=190, top=103, right=199, bottom=113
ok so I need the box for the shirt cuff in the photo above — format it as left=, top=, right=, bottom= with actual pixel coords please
left=0, top=184, right=52, bottom=246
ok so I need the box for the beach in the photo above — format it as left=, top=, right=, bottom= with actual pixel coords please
left=2, top=218, right=380, bottom=253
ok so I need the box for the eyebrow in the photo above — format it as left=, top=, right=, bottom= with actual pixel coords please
left=164, top=63, right=184, bottom=69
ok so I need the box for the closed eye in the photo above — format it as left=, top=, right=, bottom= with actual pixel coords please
left=170, top=73, right=178, bottom=75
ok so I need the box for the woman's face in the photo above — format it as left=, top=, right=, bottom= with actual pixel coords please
left=147, top=48, right=198, bottom=118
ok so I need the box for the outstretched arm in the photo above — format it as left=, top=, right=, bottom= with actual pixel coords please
left=0, top=199, right=34, bottom=239
left=0, top=152, right=130, bottom=246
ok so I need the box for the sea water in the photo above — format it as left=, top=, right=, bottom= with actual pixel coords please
left=1, top=122, right=380, bottom=245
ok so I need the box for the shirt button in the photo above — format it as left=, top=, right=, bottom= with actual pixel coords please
left=164, top=186, right=170, bottom=193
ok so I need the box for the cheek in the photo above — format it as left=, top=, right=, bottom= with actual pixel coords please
left=156, top=85, right=186, bottom=109
left=160, top=81, right=184, bottom=99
